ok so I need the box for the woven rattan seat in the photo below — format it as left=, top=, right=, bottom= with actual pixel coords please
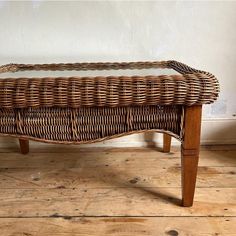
left=0, top=60, right=219, bottom=206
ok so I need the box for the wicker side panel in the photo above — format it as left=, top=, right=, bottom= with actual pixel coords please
left=0, top=106, right=183, bottom=143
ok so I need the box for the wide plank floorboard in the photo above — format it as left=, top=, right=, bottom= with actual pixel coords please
left=0, top=146, right=235, bottom=235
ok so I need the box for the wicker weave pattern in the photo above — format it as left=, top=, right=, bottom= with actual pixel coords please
left=0, top=105, right=183, bottom=143
left=0, top=60, right=219, bottom=108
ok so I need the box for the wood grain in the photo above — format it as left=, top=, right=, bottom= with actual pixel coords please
left=181, top=105, right=202, bottom=206
left=1, top=149, right=235, bottom=168
left=19, top=139, right=29, bottom=155
left=0, top=166, right=235, bottom=189
left=0, top=149, right=235, bottom=190
left=0, top=187, right=235, bottom=217
left=163, top=133, right=171, bottom=153
left=0, top=217, right=235, bottom=236
left=0, top=147, right=235, bottom=235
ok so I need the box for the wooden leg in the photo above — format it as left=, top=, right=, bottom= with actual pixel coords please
left=163, top=133, right=171, bottom=153
left=181, top=105, right=202, bottom=207
left=19, top=139, right=29, bottom=154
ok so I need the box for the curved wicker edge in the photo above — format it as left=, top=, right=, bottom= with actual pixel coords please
left=0, top=73, right=219, bottom=108
left=0, top=129, right=181, bottom=145
left=0, top=60, right=219, bottom=108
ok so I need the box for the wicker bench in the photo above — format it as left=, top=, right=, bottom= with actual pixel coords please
left=0, top=60, right=219, bottom=206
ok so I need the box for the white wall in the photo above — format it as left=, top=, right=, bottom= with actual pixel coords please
left=0, top=1, right=236, bottom=147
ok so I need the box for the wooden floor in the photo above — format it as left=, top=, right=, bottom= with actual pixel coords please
left=0, top=144, right=235, bottom=235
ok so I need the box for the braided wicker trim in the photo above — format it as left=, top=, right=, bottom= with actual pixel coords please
left=0, top=60, right=219, bottom=108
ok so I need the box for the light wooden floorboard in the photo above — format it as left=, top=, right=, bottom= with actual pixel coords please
left=0, top=217, right=235, bottom=236
left=0, top=187, right=235, bottom=217
left=0, top=166, right=235, bottom=188
left=0, top=146, right=235, bottom=235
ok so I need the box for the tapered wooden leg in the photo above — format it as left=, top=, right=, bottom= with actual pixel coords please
left=19, top=139, right=29, bottom=154
left=163, top=133, right=171, bottom=153
left=181, top=150, right=199, bottom=206
left=181, top=105, right=202, bottom=207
